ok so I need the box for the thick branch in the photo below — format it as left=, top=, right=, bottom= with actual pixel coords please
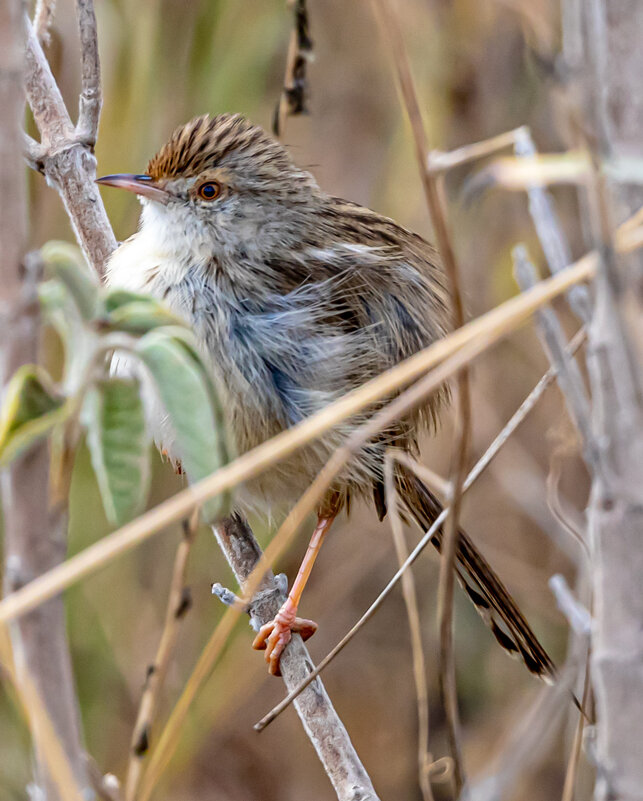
left=567, top=3, right=643, bottom=800
left=213, top=515, right=380, bottom=801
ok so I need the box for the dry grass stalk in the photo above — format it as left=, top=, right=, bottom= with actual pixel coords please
left=0, top=627, right=84, bottom=801
left=124, top=513, right=199, bottom=801
left=384, top=452, right=435, bottom=801
left=371, top=1, right=472, bottom=785
left=428, top=127, right=526, bottom=172
left=254, top=327, right=587, bottom=730
left=0, top=247, right=611, bottom=627
left=273, top=0, right=312, bottom=137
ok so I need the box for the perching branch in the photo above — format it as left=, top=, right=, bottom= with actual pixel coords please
left=210, top=515, right=381, bottom=801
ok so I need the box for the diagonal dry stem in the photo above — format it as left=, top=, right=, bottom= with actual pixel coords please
left=137, top=324, right=584, bottom=791
left=0, top=627, right=84, bottom=801
left=0, top=249, right=616, bottom=628
left=124, top=513, right=198, bottom=801
left=254, top=327, right=587, bottom=730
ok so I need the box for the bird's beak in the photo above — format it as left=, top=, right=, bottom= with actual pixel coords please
left=96, top=173, right=170, bottom=204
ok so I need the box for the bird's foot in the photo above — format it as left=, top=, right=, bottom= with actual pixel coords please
left=252, top=597, right=317, bottom=676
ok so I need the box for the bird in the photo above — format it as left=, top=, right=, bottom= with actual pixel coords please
left=97, top=112, right=555, bottom=680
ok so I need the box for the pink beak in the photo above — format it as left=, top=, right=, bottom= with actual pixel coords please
left=96, top=173, right=170, bottom=204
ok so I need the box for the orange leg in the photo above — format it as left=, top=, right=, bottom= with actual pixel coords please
left=252, top=514, right=336, bottom=675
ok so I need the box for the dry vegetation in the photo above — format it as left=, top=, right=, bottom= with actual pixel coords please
left=1, top=1, right=642, bottom=801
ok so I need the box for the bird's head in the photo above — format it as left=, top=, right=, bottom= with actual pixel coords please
left=97, top=113, right=320, bottom=260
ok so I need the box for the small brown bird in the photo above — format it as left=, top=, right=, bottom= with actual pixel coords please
left=98, top=113, right=554, bottom=680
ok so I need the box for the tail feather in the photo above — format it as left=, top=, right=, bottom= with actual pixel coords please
left=394, top=463, right=556, bottom=683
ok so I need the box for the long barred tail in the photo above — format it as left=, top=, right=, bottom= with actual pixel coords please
left=392, top=462, right=556, bottom=683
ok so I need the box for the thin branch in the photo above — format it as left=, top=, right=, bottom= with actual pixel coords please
left=428, top=127, right=525, bottom=173
left=24, top=16, right=73, bottom=144
left=512, top=245, right=601, bottom=473
left=254, top=328, right=587, bottom=730
left=139, top=515, right=381, bottom=801
left=514, top=127, right=593, bottom=323
left=0, top=251, right=607, bottom=626
left=383, top=453, right=435, bottom=801
left=24, top=16, right=116, bottom=275
left=23, top=131, right=46, bottom=172
left=74, top=0, right=101, bottom=145
left=549, top=575, right=592, bottom=638
left=372, top=1, right=470, bottom=788
left=124, top=514, right=198, bottom=801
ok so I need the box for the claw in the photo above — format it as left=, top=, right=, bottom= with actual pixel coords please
left=252, top=599, right=317, bottom=676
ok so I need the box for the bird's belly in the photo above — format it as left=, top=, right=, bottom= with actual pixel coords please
left=106, top=252, right=384, bottom=515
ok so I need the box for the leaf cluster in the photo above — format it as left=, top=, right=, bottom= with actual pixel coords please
left=0, top=242, right=232, bottom=525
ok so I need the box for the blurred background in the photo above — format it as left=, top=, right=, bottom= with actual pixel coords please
left=4, top=0, right=591, bottom=798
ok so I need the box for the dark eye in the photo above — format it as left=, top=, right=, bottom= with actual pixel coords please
left=197, top=181, right=221, bottom=201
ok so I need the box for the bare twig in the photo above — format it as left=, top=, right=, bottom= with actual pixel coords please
left=140, top=515, right=381, bottom=801
left=372, top=2, right=470, bottom=788
left=254, top=329, right=587, bottom=729
left=124, top=515, right=198, bottom=801
left=428, top=127, right=526, bottom=173
left=24, top=14, right=116, bottom=275
left=383, top=453, right=434, bottom=801
left=75, top=0, right=102, bottom=146
left=514, top=126, right=593, bottom=322
left=549, top=575, right=592, bottom=637
left=0, top=251, right=606, bottom=626
left=513, top=245, right=601, bottom=471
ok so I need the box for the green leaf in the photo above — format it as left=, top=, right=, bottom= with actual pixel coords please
left=135, top=330, right=231, bottom=522
left=84, top=377, right=150, bottom=526
left=41, top=241, right=99, bottom=320
left=106, top=300, right=185, bottom=334
left=103, top=289, right=160, bottom=313
left=0, top=366, right=69, bottom=467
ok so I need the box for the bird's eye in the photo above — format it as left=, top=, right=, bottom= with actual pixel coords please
left=197, top=181, right=221, bottom=201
